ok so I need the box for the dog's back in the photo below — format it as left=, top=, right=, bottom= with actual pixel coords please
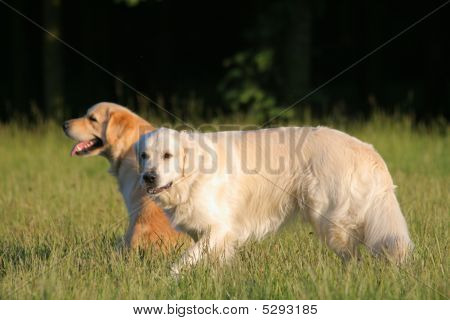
left=202, top=126, right=413, bottom=262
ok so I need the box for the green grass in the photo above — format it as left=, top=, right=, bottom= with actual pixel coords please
left=0, top=116, right=448, bottom=299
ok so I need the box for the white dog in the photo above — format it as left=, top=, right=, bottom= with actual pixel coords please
left=136, top=126, right=413, bottom=274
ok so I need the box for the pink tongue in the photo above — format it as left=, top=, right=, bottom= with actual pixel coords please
left=71, top=141, right=89, bottom=156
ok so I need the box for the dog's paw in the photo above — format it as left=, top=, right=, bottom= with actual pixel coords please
left=170, top=264, right=182, bottom=279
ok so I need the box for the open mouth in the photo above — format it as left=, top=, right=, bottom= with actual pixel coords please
left=70, top=137, right=103, bottom=156
left=147, top=181, right=173, bottom=195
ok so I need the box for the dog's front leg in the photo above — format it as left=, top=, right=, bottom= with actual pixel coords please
left=171, top=228, right=235, bottom=276
left=170, top=237, right=208, bottom=276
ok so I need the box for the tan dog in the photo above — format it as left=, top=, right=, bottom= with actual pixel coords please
left=63, top=102, right=183, bottom=250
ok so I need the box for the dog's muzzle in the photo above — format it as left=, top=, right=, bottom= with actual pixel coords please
left=142, top=171, right=157, bottom=187
left=146, top=181, right=173, bottom=195
left=141, top=170, right=173, bottom=195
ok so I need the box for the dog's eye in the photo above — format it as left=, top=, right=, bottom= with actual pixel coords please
left=163, top=152, right=172, bottom=160
left=141, top=152, right=149, bottom=160
left=88, top=115, right=97, bottom=122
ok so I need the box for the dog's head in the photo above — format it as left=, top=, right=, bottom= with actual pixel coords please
left=63, top=102, right=152, bottom=162
left=136, top=128, right=203, bottom=204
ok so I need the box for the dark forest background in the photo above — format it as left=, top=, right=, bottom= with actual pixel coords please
left=1, top=0, right=449, bottom=124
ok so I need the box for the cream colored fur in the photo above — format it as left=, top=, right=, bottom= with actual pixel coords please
left=137, top=126, right=413, bottom=274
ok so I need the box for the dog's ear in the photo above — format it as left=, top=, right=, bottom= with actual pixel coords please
left=104, top=111, right=133, bottom=145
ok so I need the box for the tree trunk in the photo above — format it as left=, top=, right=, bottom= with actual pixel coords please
left=11, top=0, right=28, bottom=118
left=42, top=0, right=64, bottom=119
left=283, top=0, right=311, bottom=103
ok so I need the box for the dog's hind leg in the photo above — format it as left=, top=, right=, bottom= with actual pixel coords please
left=325, top=224, right=361, bottom=261
left=299, top=184, right=361, bottom=262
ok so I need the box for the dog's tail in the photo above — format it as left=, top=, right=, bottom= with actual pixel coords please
left=364, top=190, right=413, bottom=264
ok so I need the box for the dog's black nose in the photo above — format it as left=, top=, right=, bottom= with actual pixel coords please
left=142, top=171, right=157, bottom=185
left=62, top=121, right=69, bottom=131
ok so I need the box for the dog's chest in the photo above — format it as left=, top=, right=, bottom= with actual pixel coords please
left=117, top=169, right=140, bottom=216
left=168, top=197, right=214, bottom=234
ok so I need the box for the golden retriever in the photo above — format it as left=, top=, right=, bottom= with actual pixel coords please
left=63, top=102, right=184, bottom=250
left=136, top=127, right=413, bottom=274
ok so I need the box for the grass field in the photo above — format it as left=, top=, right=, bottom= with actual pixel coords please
left=0, top=115, right=448, bottom=299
